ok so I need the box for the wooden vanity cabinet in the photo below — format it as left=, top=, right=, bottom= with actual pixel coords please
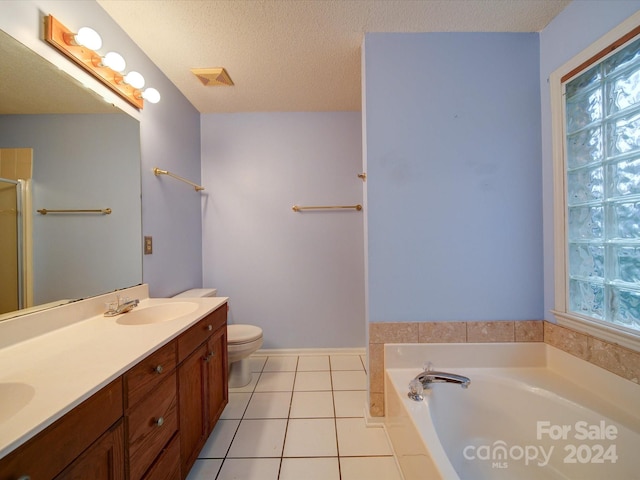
left=123, top=341, right=179, bottom=480
left=0, top=378, right=124, bottom=480
left=0, top=302, right=227, bottom=480
left=177, top=305, right=228, bottom=478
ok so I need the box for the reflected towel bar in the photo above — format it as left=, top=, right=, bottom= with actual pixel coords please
left=37, top=208, right=112, bottom=215
left=154, top=167, right=204, bottom=192
left=292, top=204, right=362, bottom=212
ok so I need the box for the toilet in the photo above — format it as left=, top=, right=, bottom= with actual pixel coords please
left=225, top=324, right=263, bottom=387
left=173, top=288, right=263, bottom=388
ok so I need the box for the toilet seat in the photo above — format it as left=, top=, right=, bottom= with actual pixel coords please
left=227, top=324, right=263, bottom=344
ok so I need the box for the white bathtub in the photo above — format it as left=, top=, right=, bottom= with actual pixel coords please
left=384, top=343, right=640, bottom=480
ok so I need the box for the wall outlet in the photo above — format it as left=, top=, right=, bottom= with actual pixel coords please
left=144, top=236, right=153, bottom=254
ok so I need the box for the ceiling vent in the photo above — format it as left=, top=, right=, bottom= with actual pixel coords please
left=191, top=67, right=234, bottom=86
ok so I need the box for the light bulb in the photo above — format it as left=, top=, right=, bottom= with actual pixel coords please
left=142, top=88, right=161, bottom=104
left=74, top=27, right=102, bottom=50
left=124, top=71, right=145, bottom=89
left=102, top=52, right=126, bottom=72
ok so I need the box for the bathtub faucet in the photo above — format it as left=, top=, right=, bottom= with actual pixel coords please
left=417, top=370, right=470, bottom=389
left=408, top=368, right=470, bottom=401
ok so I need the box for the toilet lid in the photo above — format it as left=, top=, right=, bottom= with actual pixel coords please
left=228, top=324, right=263, bottom=344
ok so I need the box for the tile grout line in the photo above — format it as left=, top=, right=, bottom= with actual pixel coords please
left=214, top=367, right=262, bottom=480
left=278, top=355, right=299, bottom=479
left=329, top=356, right=344, bottom=480
left=216, top=356, right=269, bottom=478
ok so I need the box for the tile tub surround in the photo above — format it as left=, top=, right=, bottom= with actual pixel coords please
left=368, top=319, right=639, bottom=416
left=544, top=322, right=640, bottom=384
left=187, top=352, right=403, bottom=480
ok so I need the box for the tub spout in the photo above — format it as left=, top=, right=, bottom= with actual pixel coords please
left=414, top=370, right=470, bottom=389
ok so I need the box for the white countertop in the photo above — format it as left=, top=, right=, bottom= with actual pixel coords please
left=0, top=286, right=228, bottom=459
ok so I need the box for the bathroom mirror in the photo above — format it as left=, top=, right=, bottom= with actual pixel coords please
left=0, top=29, right=142, bottom=319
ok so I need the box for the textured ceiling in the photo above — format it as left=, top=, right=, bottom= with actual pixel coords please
left=97, top=0, right=570, bottom=113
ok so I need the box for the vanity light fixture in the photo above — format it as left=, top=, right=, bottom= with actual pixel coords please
left=44, top=14, right=160, bottom=109
left=94, top=51, right=126, bottom=72
left=138, top=88, right=161, bottom=104
left=66, top=26, right=102, bottom=50
left=123, top=71, right=145, bottom=89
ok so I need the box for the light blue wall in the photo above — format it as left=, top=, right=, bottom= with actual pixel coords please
left=201, top=112, right=365, bottom=348
left=0, top=0, right=203, bottom=298
left=540, top=1, right=640, bottom=321
left=363, top=33, right=542, bottom=323
left=0, top=114, right=141, bottom=304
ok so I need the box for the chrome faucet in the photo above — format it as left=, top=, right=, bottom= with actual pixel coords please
left=104, top=295, right=139, bottom=317
left=408, top=364, right=470, bottom=401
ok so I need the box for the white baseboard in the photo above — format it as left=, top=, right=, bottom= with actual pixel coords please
left=255, top=347, right=366, bottom=356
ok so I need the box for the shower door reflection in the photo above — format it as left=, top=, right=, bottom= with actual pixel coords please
left=0, top=177, right=25, bottom=314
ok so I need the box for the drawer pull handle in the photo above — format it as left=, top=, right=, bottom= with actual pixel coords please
left=155, top=364, right=164, bottom=374
left=155, top=416, right=165, bottom=427
left=204, top=351, right=214, bottom=362
left=207, top=324, right=213, bottom=331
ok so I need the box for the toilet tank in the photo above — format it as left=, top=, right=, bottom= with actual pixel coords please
left=172, top=288, right=217, bottom=298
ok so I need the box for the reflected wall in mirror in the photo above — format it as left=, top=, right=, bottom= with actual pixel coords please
left=0, top=29, right=142, bottom=319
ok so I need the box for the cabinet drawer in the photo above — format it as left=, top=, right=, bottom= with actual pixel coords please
left=177, top=305, right=226, bottom=363
left=0, top=378, right=123, bottom=480
left=142, top=433, right=181, bottom=480
left=125, top=341, right=177, bottom=408
left=127, top=372, right=178, bottom=480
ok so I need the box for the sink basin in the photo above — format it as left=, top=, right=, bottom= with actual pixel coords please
left=115, top=302, right=199, bottom=325
left=0, top=382, right=35, bottom=423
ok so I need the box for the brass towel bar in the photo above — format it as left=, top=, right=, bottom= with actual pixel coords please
left=154, top=167, right=204, bottom=192
left=37, top=208, right=112, bottom=215
left=292, top=204, right=362, bottom=212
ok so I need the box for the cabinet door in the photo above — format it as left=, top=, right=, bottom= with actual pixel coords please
left=178, top=343, right=207, bottom=476
left=55, top=421, right=125, bottom=480
left=206, top=326, right=228, bottom=433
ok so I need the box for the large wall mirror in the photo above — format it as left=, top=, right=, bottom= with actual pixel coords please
left=0, top=28, right=142, bottom=319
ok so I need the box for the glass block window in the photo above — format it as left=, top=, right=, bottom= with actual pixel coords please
left=564, top=36, right=640, bottom=333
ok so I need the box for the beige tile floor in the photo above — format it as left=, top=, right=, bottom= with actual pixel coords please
left=186, top=354, right=403, bottom=480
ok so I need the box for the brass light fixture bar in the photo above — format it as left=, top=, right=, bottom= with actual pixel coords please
left=292, top=204, right=362, bottom=212
left=37, top=208, right=112, bottom=215
left=154, top=168, right=205, bottom=192
left=44, top=14, right=144, bottom=109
